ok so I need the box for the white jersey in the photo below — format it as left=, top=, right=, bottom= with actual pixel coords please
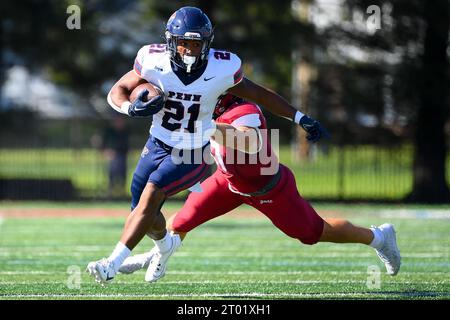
left=133, top=44, right=244, bottom=149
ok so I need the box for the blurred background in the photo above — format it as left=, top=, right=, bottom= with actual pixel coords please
left=0, top=0, right=448, bottom=203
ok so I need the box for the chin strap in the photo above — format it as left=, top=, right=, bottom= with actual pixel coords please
left=183, top=55, right=197, bottom=73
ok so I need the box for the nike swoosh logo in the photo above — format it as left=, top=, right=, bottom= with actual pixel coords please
left=204, top=76, right=216, bottom=81
left=134, top=106, right=147, bottom=111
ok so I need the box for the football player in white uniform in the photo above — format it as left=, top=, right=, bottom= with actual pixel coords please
left=87, top=6, right=328, bottom=285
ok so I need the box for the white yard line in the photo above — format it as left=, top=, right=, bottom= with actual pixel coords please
left=376, top=209, right=450, bottom=219
left=0, top=271, right=56, bottom=275
left=0, top=250, right=447, bottom=258
left=1, top=292, right=448, bottom=299
left=1, top=270, right=450, bottom=275
left=1, top=280, right=449, bottom=286
left=3, top=260, right=449, bottom=268
left=1, top=252, right=448, bottom=260
left=0, top=280, right=367, bottom=285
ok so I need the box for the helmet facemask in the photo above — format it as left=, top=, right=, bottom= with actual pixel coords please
left=165, top=31, right=214, bottom=73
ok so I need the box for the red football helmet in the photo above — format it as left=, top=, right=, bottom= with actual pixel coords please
left=213, top=94, right=244, bottom=119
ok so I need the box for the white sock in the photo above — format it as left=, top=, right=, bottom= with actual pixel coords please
left=153, top=230, right=172, bottom=253
left=369, top=227, right=385, bottom=250
left=108, top=242, right=131, bottom=272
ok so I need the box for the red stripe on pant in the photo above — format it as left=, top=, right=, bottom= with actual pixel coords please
left=163, top=163, right=208, bottom=196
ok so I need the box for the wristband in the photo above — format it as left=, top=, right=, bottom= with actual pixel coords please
left=294, top=110, right=305, bottom=125
left=121, top=101, right=132, bottom=115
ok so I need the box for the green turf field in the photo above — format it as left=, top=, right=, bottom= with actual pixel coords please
left=0, top=203, right=449, bottom=300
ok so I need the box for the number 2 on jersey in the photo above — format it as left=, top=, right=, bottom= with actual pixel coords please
left=161, top=101, right=200, bottom=133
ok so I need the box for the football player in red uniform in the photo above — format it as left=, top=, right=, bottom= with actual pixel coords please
left=119, top=94, right=401, bottom=281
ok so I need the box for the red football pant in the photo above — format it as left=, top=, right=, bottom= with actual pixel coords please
left=172, top=164, right=324, bottom=245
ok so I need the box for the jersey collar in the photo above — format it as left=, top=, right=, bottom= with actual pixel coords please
left=171, top=61, right=208, bottom=86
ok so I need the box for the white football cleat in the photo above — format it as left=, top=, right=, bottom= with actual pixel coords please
left=145, top=233, right=182, bottom=283
left=86, top=258, right=116, bottom=286
left=118, top=247, right=157, bottom=274
left=373, top=223, right=401, bottom=276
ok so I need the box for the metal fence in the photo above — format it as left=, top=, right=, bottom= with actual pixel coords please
left=0, top=144, right=428, bottom=202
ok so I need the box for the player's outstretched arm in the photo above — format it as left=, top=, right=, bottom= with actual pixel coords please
left=229, top=77, right=296, bottom=121
left=228, top=78, right=329, bottom=142
left=107, top=70, right=147, bottom=115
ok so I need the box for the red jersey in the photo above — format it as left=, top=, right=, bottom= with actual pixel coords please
left=210, top=102, right=279, bottom=194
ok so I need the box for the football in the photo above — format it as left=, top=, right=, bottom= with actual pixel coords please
left=130, top=82, right=163, bottom=102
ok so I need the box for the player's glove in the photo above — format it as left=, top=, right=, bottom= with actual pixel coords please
left=299, top=115, right=330, bottom=142
left=128, top=90, right=165, bottom=117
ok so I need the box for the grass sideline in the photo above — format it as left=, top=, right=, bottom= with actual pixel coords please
left=0, top=203, right=449, bottom=300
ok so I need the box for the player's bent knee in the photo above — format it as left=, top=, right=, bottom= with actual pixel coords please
left=298, top=218, right=325, bottom=245
left=285, top=229, right=320, bottom=245
left=298, top=236, right=320, bottom=245
left=291, top=224, right=323, bottom=245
